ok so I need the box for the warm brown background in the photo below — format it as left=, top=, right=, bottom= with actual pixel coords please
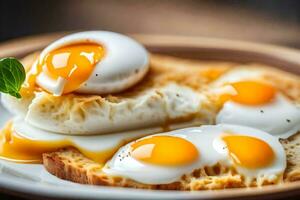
left=1, top=0, right=300, bottom=48
left=1, top=0, right=300, bottom=199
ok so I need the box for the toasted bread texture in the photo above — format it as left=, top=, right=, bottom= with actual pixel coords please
left=43, top=131, right=300, bottom=190
left=43, top=148, right=250, bottom=190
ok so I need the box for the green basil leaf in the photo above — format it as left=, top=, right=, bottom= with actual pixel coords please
left=0, top=57, right=26, bottom=99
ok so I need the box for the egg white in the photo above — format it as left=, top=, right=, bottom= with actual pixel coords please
left=217, top=94, right=300, bottom=139
left=13, top=118, right=159, bottom=153
left=213, top=68, right=300, bottom=138
left=103, top=124, right=286, bottom=185
left=12, top=115, right=213, bottom=153
left=35, top=31, right=149, bottom=95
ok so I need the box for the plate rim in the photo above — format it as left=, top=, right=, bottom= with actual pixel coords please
left=1, top=172, right=300, bottom=200
left=1, top=32, right=300, bottom=74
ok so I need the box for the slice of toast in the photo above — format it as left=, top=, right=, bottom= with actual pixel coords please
left=43, top=148, right=246, bottom=190
left=43, top=131, right=300, bottom=190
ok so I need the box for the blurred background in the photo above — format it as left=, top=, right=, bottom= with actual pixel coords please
left=0, top=1, right=300, bottom=199
left=1, top=0, right=300, bottom=48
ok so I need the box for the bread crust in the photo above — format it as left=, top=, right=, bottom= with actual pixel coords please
left=43, top=148, right=182, bottom=190
left=41, top=148, right=286, bottom=190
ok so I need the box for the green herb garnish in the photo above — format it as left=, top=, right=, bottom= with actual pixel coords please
left=0, top=57, right=26, bottom=99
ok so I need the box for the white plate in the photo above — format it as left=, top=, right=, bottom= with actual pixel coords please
left=0, top=34, right=300, bottom=199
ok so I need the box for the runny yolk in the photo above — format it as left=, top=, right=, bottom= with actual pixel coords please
left=131, top=135, right=199, bottom=166
left=0, top=122, right=119, bottom=164
left=37, top=43, right=104, bottom=94
left=220, top=81, right=276, bottom=105
left=222, top=135, right=275, bottom=168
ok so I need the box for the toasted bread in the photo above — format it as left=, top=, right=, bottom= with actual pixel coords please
left=43, top=148, right=246, bottom=190
left=43, top=131, right=300, bottom=190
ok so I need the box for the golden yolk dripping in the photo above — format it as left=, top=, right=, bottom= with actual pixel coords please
left=131, top=135, right=199, bottom=166
left=222, top=135, right=274, bottom=168
left=36, top=43, right=104, bottom=94
left=220, top=81, right=276, bottom=105
left=0, top=122, right=120, bottom=164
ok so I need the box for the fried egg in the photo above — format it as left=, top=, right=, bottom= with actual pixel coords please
left=214, top=68, right=300, bottom=138
left=103, top=124, right=286, bottom=185
left=1, top=39, right=216, bottom=136
left=27, top=31, right=149, bottom=95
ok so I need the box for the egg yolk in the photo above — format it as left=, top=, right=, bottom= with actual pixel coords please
left=37, top=43, right=104, bottom=94
left=131, top=135, right=199, bottom=166
left=220, top=81, right=276, bottom=105
left=222, top=135, right=275, bottom=168
left=0, top=122, right=120, bottom=164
